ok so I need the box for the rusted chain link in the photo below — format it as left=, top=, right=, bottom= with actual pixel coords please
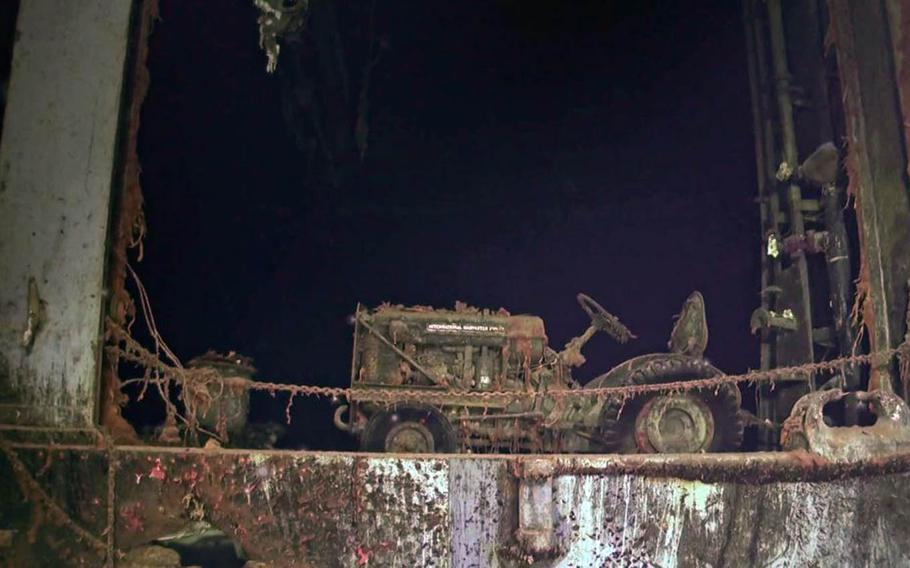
left=107, top=318, right=900, bottom=404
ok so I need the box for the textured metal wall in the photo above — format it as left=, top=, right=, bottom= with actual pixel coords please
left=15, top=447, right=893, bottom=567
left=0, top=1, right=134, bottom=426
left=447, top=455, right=910, bottom=567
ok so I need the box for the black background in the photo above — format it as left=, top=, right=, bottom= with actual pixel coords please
left=132, top=1, right=759, bottom=449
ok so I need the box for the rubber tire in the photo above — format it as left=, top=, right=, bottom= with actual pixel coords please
left=587, top=353, right=743, bottom=453
left=360, top=404, right=458, bottom=453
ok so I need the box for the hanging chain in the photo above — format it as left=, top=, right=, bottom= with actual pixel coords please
left=107, top=318, right=900, bottom=406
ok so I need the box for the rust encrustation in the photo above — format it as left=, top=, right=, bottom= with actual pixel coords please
left=780, top=389, right=910, bottom=460
left=102, top=0, right=159, bottom=442
left=827, top=0, right=880, bottom=383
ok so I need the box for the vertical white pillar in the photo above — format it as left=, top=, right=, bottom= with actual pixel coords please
left=0, top=1, right=134, bottom=426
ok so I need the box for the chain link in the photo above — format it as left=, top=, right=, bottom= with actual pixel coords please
left=107, top=319, right=901, bottom=405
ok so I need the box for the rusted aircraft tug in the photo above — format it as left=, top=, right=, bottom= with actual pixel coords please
left=3, top=0, right=910, bottom=566
left=339, top=293, right=744, bottom=455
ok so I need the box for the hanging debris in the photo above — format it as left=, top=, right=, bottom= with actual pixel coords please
left=253, top=0, right=308, bottom=73
left=102, top=0, right=159, bottom=445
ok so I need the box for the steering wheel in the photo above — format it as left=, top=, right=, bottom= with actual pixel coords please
left=577, top=293, right=636, bottom=344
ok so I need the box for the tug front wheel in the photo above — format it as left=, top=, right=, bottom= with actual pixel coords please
left=361, top=404, right=457, bottom=454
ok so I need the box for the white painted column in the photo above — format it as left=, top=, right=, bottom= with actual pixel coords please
left=0, top=1, right=134, bottom=426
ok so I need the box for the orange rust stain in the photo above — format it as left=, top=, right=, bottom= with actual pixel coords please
left=102, top=0, right=159, bottom=442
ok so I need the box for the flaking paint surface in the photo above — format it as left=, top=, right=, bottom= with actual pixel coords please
left=0, top=0, right=134, bottom=426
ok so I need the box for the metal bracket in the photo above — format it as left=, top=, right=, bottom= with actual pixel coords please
left=750, top=307, right=797, bottom=334
left=765, top=231, right=780, bottom=258
left=515, top=458, right=557, bottom=558
left=781, top=389, right=910, bottom=460
left=781, top=230, right=829, bottom=257
left=775, top=161, right=794, bottom=181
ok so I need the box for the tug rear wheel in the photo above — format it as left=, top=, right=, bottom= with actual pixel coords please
left=633, top=393, right=715, bottom=453
left=588, top=354, right=743, bottom=453
left=361, top=404, right=457, bottom=454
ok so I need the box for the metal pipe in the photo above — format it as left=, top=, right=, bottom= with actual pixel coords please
left=457, top=412, right=544, bottom=421
left=766, top=0, right=816, bottom=368
left=742, top=0, right=773, bottom=372
left=802, top=0, right=859, bottom=390
left=744, top=0, right=785, bottom=445
left=822, top=183, right=860, bottom=389
left=767, top=0, right=804, bottom=205
left=754, top=10, right=782, bottom=439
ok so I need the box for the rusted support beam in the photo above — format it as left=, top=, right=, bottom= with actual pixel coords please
left=827, top=0, right=910, bottom=393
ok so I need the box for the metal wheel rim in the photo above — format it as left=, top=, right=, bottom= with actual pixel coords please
left=384, top=421, right=435, bottom=453
left=634, top=394, right=715, bottom=453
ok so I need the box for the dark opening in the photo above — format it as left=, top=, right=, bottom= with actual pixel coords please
left=822, top=395, right=879, bottom=427
left=0, top=0, right=20, bottom=142
left=157, top=528, right=246, bottom=568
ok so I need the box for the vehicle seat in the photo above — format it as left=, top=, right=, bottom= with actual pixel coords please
left=667, top=291, right=708, bottom=357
